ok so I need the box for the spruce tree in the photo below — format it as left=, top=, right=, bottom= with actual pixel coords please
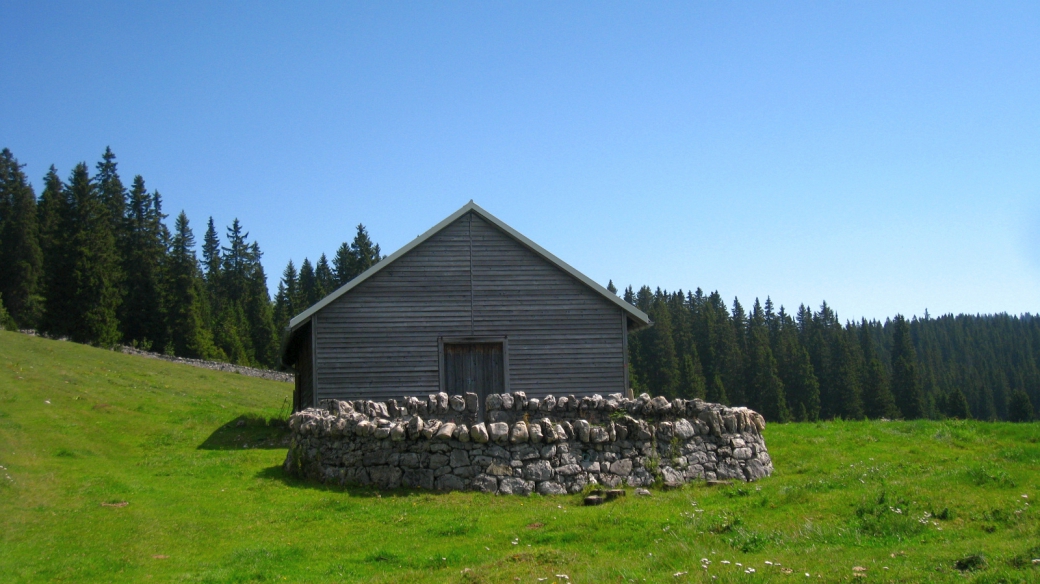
left=166, top=212, right=221, bottom=359
left=942, top=388, right=972, bottom=420
left=315, top=253, right=334, bottom=298
left=299, top=257, right=317, bottom=307
left=745, top=300, right=789, bottom=421
left=119, top=176, right=167, bottom=348
left=332, top=241, right=352, bottom=286
left=858, top=320, right=899, bottom=419
left=642, top=296, right=678, bottom=396
left=775, top=314, right=820, bottom=421
left=607, top=280, right=618, bottom=294
left=1007, top=389, right=1034, bottom=422
left=244, top=241, right=277, bottom=366
left=38, top=166, right=74, bottom=337
left=0, top=293, right=16, bottom=331
left=830, top=331, right=864, bottom=419
left=891, top=315, right=924, bottom=419
left=0, top=149, right=43, bottom=327
left=65, top=163, right=122, bottom=346
left=348, top=223, right=381, bottom=278
left=202, top=217, right=221, bottom=287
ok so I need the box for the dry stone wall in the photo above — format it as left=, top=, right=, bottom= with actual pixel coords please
left=284, top=392, right=773, bottom=495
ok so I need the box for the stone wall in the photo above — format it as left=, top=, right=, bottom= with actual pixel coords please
left=283, top=392, right=773, bottom=495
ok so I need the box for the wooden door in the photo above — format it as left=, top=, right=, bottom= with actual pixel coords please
left=443, top=342, right=504, bottom=412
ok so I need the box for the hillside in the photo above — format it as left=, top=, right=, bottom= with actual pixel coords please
left=1, top=330, right=1038, bottom=583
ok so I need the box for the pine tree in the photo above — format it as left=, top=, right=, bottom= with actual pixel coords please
left=166, top=211, right=221, bottom=359
left=65, top=162, right=122, bottom=346
left=607, top=280, right=618, bottom=295
left=0, top=149, right=43, bottom=327
left=891, top=315, right=924, bottom=419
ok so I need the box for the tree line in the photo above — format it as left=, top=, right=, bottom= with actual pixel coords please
left=619, top=284, right=1038, bottom=422
left=0, top=147, right=380, bottom=369
left=1, top=146, right=1036, bottom=421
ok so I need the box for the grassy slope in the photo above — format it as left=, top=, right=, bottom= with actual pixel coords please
left=1, top=330, right=1038, bottom=583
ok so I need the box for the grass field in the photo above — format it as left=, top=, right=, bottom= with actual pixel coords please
left=1, top=330, right=1039, bottom=583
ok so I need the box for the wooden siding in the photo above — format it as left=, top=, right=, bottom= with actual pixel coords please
left=313, top=212, right=626, bottom=401
left=292, top=322, right=314, bottom=410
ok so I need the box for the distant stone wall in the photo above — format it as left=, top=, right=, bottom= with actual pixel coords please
left=284, top=392, right=773, bottom=495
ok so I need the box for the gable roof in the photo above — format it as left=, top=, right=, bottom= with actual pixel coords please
left=287, top=201, right=651, bottom=332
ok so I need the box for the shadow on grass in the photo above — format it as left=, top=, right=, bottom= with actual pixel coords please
left=197, top=414, right=290, bottom=450
left=254, top=465, right=452, bottom=499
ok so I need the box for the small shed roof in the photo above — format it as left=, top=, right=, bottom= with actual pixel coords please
left=287, top=201, right=651, bottom=334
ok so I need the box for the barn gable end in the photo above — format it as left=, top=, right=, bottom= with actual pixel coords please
left=283, top=202, right=650, bottom=409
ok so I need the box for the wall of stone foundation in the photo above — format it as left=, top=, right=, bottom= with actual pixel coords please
left=283, top=392, right=773, bottom=495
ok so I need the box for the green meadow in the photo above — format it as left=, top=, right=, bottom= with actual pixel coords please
left=1, top=330, right=1038, bottom=583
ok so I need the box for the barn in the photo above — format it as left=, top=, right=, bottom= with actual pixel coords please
left=280, top=201, right=651, bottom=413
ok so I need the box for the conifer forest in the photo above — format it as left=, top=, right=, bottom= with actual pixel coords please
left=0, top=147, right=1036, bottom=422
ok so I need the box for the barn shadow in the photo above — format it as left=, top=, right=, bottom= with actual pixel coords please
left=254, top=465, right=448, bottom=499
left=197, top=414, right=291, bottom=450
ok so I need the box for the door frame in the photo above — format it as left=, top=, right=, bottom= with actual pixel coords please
left=437, top=336, right=510, bottom=399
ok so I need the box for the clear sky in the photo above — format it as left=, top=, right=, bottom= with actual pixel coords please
left=2, top=2, right=1038, bottom=322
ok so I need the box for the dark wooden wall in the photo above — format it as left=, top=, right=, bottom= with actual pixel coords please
left=312, top=212, right=626, bottom=402
left=293, top=322, right=314, bottom=410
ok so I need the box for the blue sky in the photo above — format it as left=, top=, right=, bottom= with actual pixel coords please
left=2, top=2, right=1038, bottom=321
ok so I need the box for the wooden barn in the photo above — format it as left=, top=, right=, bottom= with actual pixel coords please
left=280, top=202, right=651, bottom=412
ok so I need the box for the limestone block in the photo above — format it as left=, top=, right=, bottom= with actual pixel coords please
left=610, top=459, right=633, bottom=476
left=435, top=422, right=457, bottom=441
left=449, top=395, right=466, bottom=412
left=421, top=419, right=441, bottom=440
left=464, top=392, right=479, bottom=413
left=390, top=423, right=406, bottom=442
left=450, top=449, right=470, bottom=468
left=555, top=463, right=581, bottom=476
left=536, top=481, right=567, bottom=495
left=498, top=477, right=533, bottom=495
left=661, top=466, right=683, bottom=488
left=486, top=463, right=513, bottom=476
left=510, top=421, right=529, bottom=444
left=489, top=422, right=509, bottom=444
left=590, top=426, right=609, bottom=444
left=470, top=423, right=489, bottom=444
left=471, top=474, right=498, bottom=493
left=500, top=393, right=514, bottom=410
left=540, top=395, right=556, bottom=412
left=429, top=453, right=450, bottom=469
left=436, top=473, right=465, bottom=491
left=373, top=427, right=391, bottom=440
left=575, top=420, right=591, bottom=442
left=523, top=459, right=553, bottom=481
left=486, top=393, right=503, bottom=411
left=455, top=424, right=470, bottom=442
left=528, top=423, right=543, bottom=444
